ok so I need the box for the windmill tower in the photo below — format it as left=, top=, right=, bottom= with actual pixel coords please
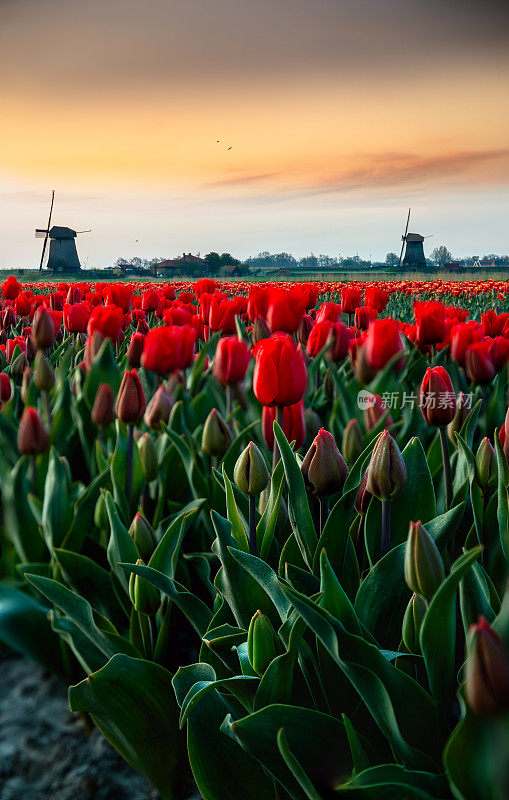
left=397, top=208, right=427, bottom=272
left=35, top=191, right=90, bottom=272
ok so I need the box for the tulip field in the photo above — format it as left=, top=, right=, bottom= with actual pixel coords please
left=2, top=273, right=509, bottom=800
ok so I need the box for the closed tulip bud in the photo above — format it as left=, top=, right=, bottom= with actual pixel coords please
left=297, top=314, right=314, bottom=346
left=447, top=391, right=472, bottom=443
left=324, top=367, right=335, bottom=404
left=138, top=432, right=158, bottom=482
left=129, top=559, right=160, bottom=615
left=465, top=616, right=509, bottom=716
left=20, top=366, right=33, bottom=403
left=342, top=419, right=363, bottom=465
left=420, top=366, right=456, bottom=427
left=247, top=610, right=280, bottom=676
left=129, top=512, right=157, bottom=560
left=0, top=372, right=11, bottom=404
left=202, top=408, right=232, bottom=457
left=234, top=441, right=269, bottom=496
left=32, top=305, right=56, bottom=349
left=301, top=428, right=349, bottom=497
left=366, top=430, right=406, bottom=502
left=94, top=492, right=109, bottom=529
left=25, top=335, right=36, bottom=362
left=402, top=593, right=428, bottom=653
left=251, top=315, right=271, bottom=344
left=355, top=469, right=372, bottom=515
left=91, top=383, right=115, bottom=427
left=11, top=350, right=28, bottom=379
left=144, top=385, right=174, bottom=430
left=404, top=520, right=444, bottom=600
left=33, top=351, right=55, bottom=392
left=475, top=437, right=497, bottom=491
left=127, top=332, right=145, bottom=368
left=350, top=340, right=377, bottom=385
left=18, top=407, right=49, bottom=455
left=84, top=330, right=105, bottom=371
left=116, top=369, right=146, bottom=425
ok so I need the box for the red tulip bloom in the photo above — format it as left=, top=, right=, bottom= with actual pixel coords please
left=2, top=306, right=16, bottom=330
left=247, top=287, right=269, bottom=322
left=414, top=301, right=446, bottom=346
left=354, top=306, right=378, bottom=331
left=195, top=278, right=217, bottom=297
left=18, top=407, right=49, bottom=455
left=450, top=322, right=483, bottom=367
left=420, top=366, right=456, bottom=426
left=482, top=310, right=509, bottom=337
left=307, top=320, right=351, bottom=362
left=163, top=305, right=194, bottom=326
left=465, top=341, right=496, bottom=385
left=315, top=302, right=342, bottom=324
left=208, top=297, right=240, bottom=334
left=63, top=302, right=90, bottom=333
left=365, top=286, right=389, bottom=313
left=253, top=333, right=307, bottom=407
left=341, top=286, right=362, bottom=316
left=262, top=400, right=305, bottom=450
left=2, top=275, right=21, bottom=300
left=490, top=337, right=509, bottom=372
left=142, top=325, right=196, bottom=375
left=364, top=318, right=404, bottom=371
left=14, top=292, right=33, bottom=317
left=0, top=372, right=11, bottom=404
left=265, top=288, right=307, bottom=333
left=66, top=285, right=82, bottom=305
left=116, top=369, right=146, bottom=424
left=212, top=336, right=252, bottom=385
left=6, top=336, right=26, bottom=362
left=141, top=290, right=160, bottom=312
left=103, top=284, right=132, bottom=312
left=87, top=304, right=124, bottom=342
left=127, top=332, right=146, bottom=368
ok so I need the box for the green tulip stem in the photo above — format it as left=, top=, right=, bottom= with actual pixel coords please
left=249, top=493, right=257, bottom=555
left=381, top=499, right=391, bottom=557
left=226, top=384, right=233, bottom=417
left=439, top=426, right=452, bottom=511
left=31, top=455, right=37, bottom=492
left=126, top=424, right=134, bottom=507
left=43, top=390, right=52, bottom=428
left=319, top=497, right=329, bottom=534
left=272, top=406, right=284, bottom=470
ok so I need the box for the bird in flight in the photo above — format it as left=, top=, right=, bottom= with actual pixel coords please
left=227, top=146, right=232, bottom=150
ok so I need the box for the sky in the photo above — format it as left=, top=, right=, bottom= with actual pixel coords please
left=1, top=0, right=508, bottom=268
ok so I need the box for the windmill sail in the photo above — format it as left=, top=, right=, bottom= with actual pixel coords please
left=398, top=207, right=411, bottom=268
left=37, top=190, right=55, bottom=270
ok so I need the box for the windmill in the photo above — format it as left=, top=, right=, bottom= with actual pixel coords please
left=397, top=208, right=429, bottom=271
left=35, top=191, right=90, bottom=272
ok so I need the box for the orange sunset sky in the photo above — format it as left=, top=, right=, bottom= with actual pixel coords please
left=1, top=0, right=508, bottom=267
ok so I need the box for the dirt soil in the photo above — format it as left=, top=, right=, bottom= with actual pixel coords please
left=0, top=654, right=162, bottom=800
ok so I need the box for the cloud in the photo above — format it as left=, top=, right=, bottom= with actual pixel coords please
left=204, top=149, right=509, bottom=201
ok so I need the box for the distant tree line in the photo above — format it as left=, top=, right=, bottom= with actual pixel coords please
left=114, top=248, right=509, bottom=273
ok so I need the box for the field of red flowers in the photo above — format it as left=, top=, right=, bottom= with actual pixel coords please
left=1, top=273, right=509, bottom=800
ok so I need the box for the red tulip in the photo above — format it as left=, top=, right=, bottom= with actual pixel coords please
left=465, top=341, right=496, bottom=384
left=341, top=286, right=362, bottom=315
left=465, top=616, right=509, bottom=716
left=265, top=288, right=307, bottom=333
left=450, top=322, right=483, bottom=367
left=253, top=333, right=307, bottom=407
left=141, top=325, right=196, bottom=375
left=103, top=283, right=132, bottom=312
left=364, top=318, right=404, bottom=371
left=127, top=332, right=146, bottom=368
left=116, top=369, right=146, bottom=424
left=18, top=407, right=49, bottom=455
left=316, top=302, right=342, bottom=324
left=87, top=304, right=124, bottom=342
left=354, top=306, right=378, bottom=331
left=365, top=286, right=389, bottom=313
left=212, top=336, right=252, bottom=386
left=306, top=320, right=351, bottom=362
left=63, top=302, right=90, bottom=333
left=2, top=275, right=21, bottom=300
left=0, top=372, right=11, bottom=403
left=420, top=366, right=456, bottom=426
left=262, top=400, right=305, bottom=450
left=91, top=383, right=115, bottom=427
left=364, top=393, right=394, bottom=432
left=414, top=301, right=446, bottom=346
left=141, top=290, right=160, bottom=312
left=208, top=297, right=240, bottom=333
